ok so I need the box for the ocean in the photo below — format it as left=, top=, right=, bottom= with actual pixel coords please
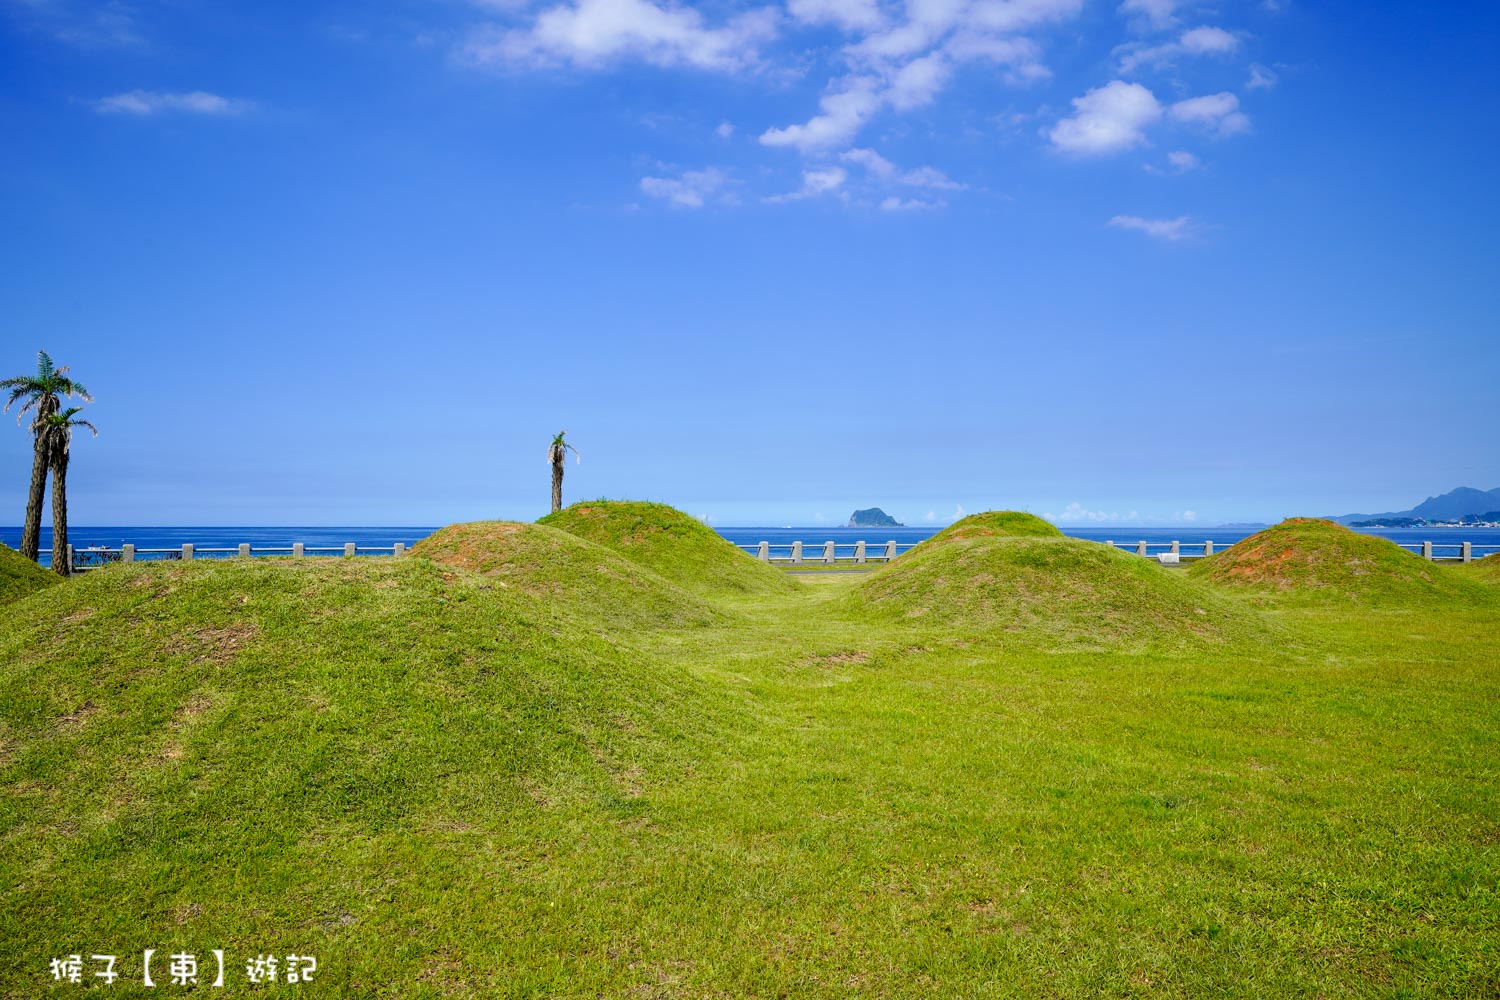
left=6, top=524, right=1500, bottom=567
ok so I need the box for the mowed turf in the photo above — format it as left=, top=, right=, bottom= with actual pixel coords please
left=1, top=512, right=1498, bottom=998
left=0, top=542, right=56, bottom=607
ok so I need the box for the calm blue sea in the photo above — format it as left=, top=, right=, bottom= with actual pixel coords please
left=6, top=524, right=1500, bottom=566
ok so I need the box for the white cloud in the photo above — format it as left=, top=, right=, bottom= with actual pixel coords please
left=1247, top=63, right=1278, bottom=90
left=952, top=503, right=967, bottom=521
left=841, top=147, right=965, bottom=189
left=880, top=195, right=942, bottom=211
left=1048, top=80, right=1161, bottom=155
left=923, top=510, right=936, bottom=522
left=1180, top=26, right=1237, bottom=54
left=1170, top=92, right=1250, bottom=136
left=841, top=146, right=897, bottom=177
left=1166, top=149, right=1198, bottom=170
left=885, top=51, right=952, bottom=111
left=1118, top=0, right=1178, bottom=31
left=760, top=77, right=881, bottom=151
left=1117, top=25, right=1238, bottom=73
left=465, top=0, right=780, bottom=72
left=764, top=165, right=848, bottom=202
left=639, top=166, right=729, bottom=207
left=92, top=91, right=250, bottom=116
left=1107, top=214, right=1194, bottom=240
left=715, top=120, right=734, bottom=137
left=787, top=0, right=885, bottom=33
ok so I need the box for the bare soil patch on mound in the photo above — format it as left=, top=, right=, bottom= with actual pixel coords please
left=1189, top=518, right=1486, bottom=604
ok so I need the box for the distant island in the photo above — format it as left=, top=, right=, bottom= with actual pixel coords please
left=848, top=507, right=903, bottom=527
left=1331, top=486, right=1500, bottom=528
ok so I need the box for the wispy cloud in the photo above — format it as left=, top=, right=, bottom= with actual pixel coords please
left=92, top=91, right=252, bottom=116
left=639, top=167, right=730, bottom=208
left=12, top=0, right=142, bottom=48
left=1107, top=214, right=1194, bottom=241
left=1118, top=0, right=1179, bottom=31
left=1170, top=92, right=1250, bottom=136
left=879, top=196, right=942, bottom=211
left=841, top=148, right=964, bottom=190
left=1247, top=62, right=1278, bottom=90
left=764, top=166, right=848, bottom=203
left=1045, top=502, right=1142, bottom=523
left=1116, top=25, right=1239, bottom=74
left=1144, top=148, right=1199, bottom=174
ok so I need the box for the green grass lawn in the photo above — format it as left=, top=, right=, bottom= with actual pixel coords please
left=2, top=510, right=1497, bottom=997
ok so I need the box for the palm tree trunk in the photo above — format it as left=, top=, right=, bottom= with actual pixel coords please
left=49, top=442, right=69, bottom=577
left=551, top=458, right=564, bottom=514
left=20, top=436, right=50, bottom=562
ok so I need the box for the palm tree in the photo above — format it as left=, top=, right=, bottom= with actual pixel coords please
left=547, top=430, right=580, bottom=514
left=2, top=352, right=91, bottom=562
left=40, top=407, right=97, bottom=576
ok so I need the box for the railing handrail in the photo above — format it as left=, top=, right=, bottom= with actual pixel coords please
left=28, top=535, right=1500, bottom=572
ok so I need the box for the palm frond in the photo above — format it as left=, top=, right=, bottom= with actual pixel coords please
left=36, top=351, right=54, bottom=382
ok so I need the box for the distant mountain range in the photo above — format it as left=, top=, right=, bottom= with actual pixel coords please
left=1330, top=486, right=1500, bottom=526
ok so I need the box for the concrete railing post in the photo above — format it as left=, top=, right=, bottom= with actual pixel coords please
left=238, top=543, right=251, bottom=558
left=1104, top=540, right=1112, bottom=549
left=394, top=542, right=406, bottom=558
left=292, top=543, right=305, bottom=558
left=1204, top=540, right=1214, bottom=557
left=344, top=542, right=357, bottom=557
left=791, top=541, right=803, bottom=565
left=1170, top=540, right=1180, bottom=556
left=121, top=544, right=135, bottom=563
left=182, top=543, right=194, bottom=562
left=884, top=540, right=897, bottom=560
left=1462, top=541, right=1472, bottom=563
left=65, top=544, right=74, bottom=573
left=1136, top=540, right=1147, bottom=557
left=823, top=541, right=836, bottom=565
left=756, top=541, right=769, bottom=561
left=854, top=540, right=867, bottom=564
left=1421, top=541, right=1432, bottom=560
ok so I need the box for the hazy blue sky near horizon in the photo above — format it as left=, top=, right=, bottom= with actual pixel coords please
left=2, top=0, right=1496, bottom=527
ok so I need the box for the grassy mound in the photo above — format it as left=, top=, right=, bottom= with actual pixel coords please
left=0, top=542, right=56, bottom=606
left=411, top=520, right=720, bottom=630
left=925, top=510, right=1063, bottom=545
left=1459, top=551, right=1500, bottom=583
left=540, top=500, right=796, bottom=596
left=1189, top=518, right=1491, bottom=604
left=0, top=556, right=740, bottom=991
left=850, top=533, right=1259, bottom=651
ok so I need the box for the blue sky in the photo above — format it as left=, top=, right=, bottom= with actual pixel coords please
left=2, top=0, right=1497, bottom=527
